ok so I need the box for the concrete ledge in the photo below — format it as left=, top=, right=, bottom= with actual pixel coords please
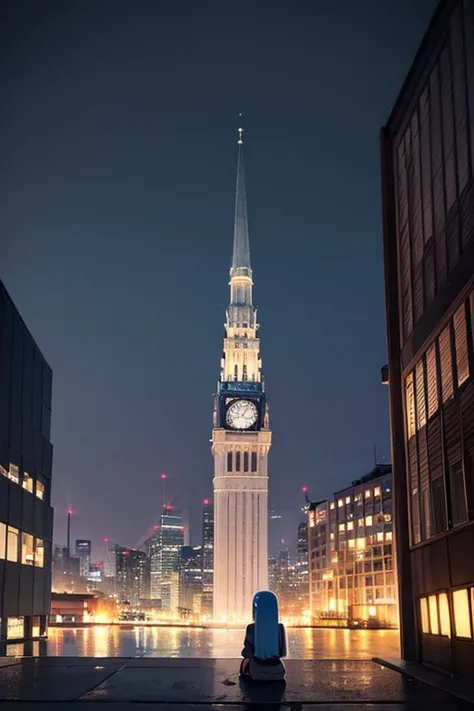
left=373, top=656, right=474, bottom=705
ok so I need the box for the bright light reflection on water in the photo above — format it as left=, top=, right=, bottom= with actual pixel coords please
left=38, top=626, right=400, bottom=659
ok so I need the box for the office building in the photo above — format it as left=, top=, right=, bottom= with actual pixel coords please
left=149, top=505, right=184, bottom=608
left=115, top=546, right=150, bottom=605
left=201, top=499, right=214, bottom=616
left=178, top=545, right=203, bottom=616
left=382, top=0, right=474, bottom=678
left=308, top=466, right=397, bottom=628
left=295, top=520, right=309, bottom=610
left=75, top=539, right=91, bottom=578
left=212, top=128, right=271, bottom=622
left=0, top=280, right=54, bottom=644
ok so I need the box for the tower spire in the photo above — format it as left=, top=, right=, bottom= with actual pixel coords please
left=231, top=125, right=251, bottom=273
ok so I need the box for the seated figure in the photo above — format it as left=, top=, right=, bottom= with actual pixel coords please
left=240, top=590, right=287, bottom=681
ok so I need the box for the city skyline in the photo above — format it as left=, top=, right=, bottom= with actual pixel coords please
left=2, top=0, right=438, bottom=558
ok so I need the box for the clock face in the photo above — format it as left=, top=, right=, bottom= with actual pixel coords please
left=226, top=399, right=258, bottom=430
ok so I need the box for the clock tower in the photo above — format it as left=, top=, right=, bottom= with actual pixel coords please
left=212, top=128, right=271, bottom=622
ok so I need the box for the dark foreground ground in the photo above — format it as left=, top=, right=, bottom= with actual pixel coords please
left=0, top=656, right=472, bottom=710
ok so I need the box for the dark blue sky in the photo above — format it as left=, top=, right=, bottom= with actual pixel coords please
left=2, top=0, right=437, bottom=558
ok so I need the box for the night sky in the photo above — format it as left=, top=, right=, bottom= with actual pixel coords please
left=2, top=0, right=438, bottom=558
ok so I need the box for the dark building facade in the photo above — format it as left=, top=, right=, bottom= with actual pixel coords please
left=75, top=539, right=91, bottom=578
left=0, top=280, right=54, bottom=643
left=382, top=0, right=474, bottom=678
left=178, top=545, right=203, bottom=615
left=115, top=546, right=150, bottom=605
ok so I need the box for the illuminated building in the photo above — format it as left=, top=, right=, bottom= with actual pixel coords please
left=295, top=520, right=309, bottom=609
left=178, top=545, right=203, bottom=615
left=52, top=545, right=81, bottom=593
left=0, top=279, right=54, bottom=644
left=149, top=505, right=184, bottom=608
left=212, top=128, right=271, bottom=622
left=75, top=539, right=91, bottom=577
left=103, top=537, right=116, bottom=579
left=269, top=543, right=300, bottom=617
left=115, top=546, right=150, bottom=604
left=382, top=0, right=474, bottom=678
left=201, top=499, right=214, bottom=616
left=308, top=465, right=397, bottom=628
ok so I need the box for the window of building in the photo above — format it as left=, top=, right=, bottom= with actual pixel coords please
left=242, top=364, right=247, bottom=381
left=376, top=532, right=384, bottom=542
left=454, top=303, right=469, bottom=387
left=234, top=364, right=238, bottom=381
left=7, top=617, right=24, bottom=640
left=438, top=592, right=451, bottom=638
left=7, top=526, right=19, bottom=562
left=36, top=480, right=45, bottom=500
left=348, top=539, right=355, bottom=549
left=420, top=598, right=430, bottom=633
left=431, top=477, right=447, bottom=535
left=385, top=531, right=392, bottom=541
left=338, top=499, right=343, bottom=508
left=35, top=538, right=44, bottom=568
left=453, top=589, right=472, bottom=639
left=227, top=452, right=232, bottom=472
left=32, top=617, right=41, bottom=638
left=449, top=461, right=467, bottom=526
left=21, top=533, right=34, bottom=566
left=405, top=372, right=416, bottom=439
left=428, top=595, right=439, bottom=634
left=358, top=518, right=364, bottom=527
left=415, top=360, right=426, bottom=430
left=439, top=326, right=454, bottom=402
left=243, top=452, right=249, bottom=472
left=22, top=472, right=34, bottom=493
left=251, top=452, right=257, bottom=472
left=345, top=496, right=351, bottom=504
left=365, top=516, right=373, bottom=526
left=374, top=486, right=381, bottom=498
left=329, top=501, right=335, bottom=510
left=235, top=451, right=241, bottom=472
left=426, top=344, right=439, bottom=418
left=0, top=521, right=6, bottom=559
left=339, top=523, right=346, bottom=532
left=9, top=463, right=19, bottom=485
left=347, top=521, right=354, bottom=531
left=356, top=538, right=365, bottom=550
left=365, top=489, right=372, bottom=499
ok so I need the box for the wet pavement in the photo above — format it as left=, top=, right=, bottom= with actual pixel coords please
left=0, top=657, right=471, bottom=709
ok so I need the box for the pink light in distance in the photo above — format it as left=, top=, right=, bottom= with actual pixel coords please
left=160, top=473, right=167, bottom=480
left=203, top=498, right=210, bottom=505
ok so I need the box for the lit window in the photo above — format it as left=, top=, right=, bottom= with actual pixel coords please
left=329, top=501, right=335, bottom=510
left=385, top=531, right=393, bottom=541
left=429, top=595, right=439, bottom=634
left=347, top=521, right=354, bottom=531
left=405, top=372, right=416, bottom=438
left=345, top=496, right=351, bottom=504
left=9, top=463, right=19, bottom=485
left=348, top=539, right=355, bottom=549
left=338, top=499, right=343, bottom=508
left=420, top=598, right=430, bottom=633
left=339, top=523, right=346, bottom=532
left=365, top=516, right=373, bottom=526
left=355, top=492, right=362, bottom=504
left=374, top=487, right=381, bottom=497
left=0, top=522, right=6, bottom=559
left=7, top=526, right=19, bottom=562
left=454, top=303, right=469, bottom=386
left=377, top=532, right=384, bottom=542
left=22, top=472, right=34, bottom=493
left=365, top=489, right=371, bottom=499
left=35, top=538, right=44, bottom=568
left=453, top=589, right=472, bottom=639
left=356, top=538, right=365, bottom=550
left=439, top=326, right=454, bottom=402
left=415, top=360, right=426, bottom=430
left=358, top=518, right=364, bottom=527
left=36, top=481, right=45, bottom=500
left=0, top=465, right=7, bottom=479
left=384, top=513, right=392, bottom=523
left=439, top=593, right=451, bottom=638
left=426, top=344, right=439, bottom=417
left=21, top=533, right=34, bottom=566
left=7, top=617, right=24, bottom=640
left=330, top=532, right=335, bottom=540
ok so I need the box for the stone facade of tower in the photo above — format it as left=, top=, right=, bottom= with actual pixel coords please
left=212, top=130, right=271, bottom=622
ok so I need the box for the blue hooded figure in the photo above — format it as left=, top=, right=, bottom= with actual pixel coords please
left=240, top=591, right=287, bottom=681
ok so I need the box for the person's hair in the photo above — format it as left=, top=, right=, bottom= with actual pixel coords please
left=253, top=590, right=280, bottom=659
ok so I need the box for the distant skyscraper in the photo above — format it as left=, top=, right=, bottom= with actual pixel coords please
left=75, top=539, right=91, bottom=577
left=149, top=505, right=184, bottom=608
left=295, top=520, right=309, bottom=609
left=115, top=547, right=150, bottom=604
left=178, top=545, right=203, bottom=615
left=103, top=538, right=116, bottom=579
left=212, top=128, right=271, bottom=622
left=201, top=499, right=214, bottom=616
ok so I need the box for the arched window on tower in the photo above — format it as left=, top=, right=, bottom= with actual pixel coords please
left=244, top=452, right=249, bottom=472
left=234, top=364, right=238, bottom=381
left=235, top=451, right=241, bottom=471
left=251, top=452, right=257, bottom=472
left=227, top=452, right=233, bottom=472
left=242, top=364, right=247, bottom=381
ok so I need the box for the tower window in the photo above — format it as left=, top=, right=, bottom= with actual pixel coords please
left=251, top=452, right=257, bottom=472
left=244, top=452, right=249, bottom=472
left=227, top=452, right=232, bottom=472
left=234, top=364, right=238, bottom=381
left=236, top=451, right=241, bottom=471
left=243, top=364, right=247, bottom=381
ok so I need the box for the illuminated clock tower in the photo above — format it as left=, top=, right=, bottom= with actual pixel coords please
left=212, top=128, right=271, bottom=622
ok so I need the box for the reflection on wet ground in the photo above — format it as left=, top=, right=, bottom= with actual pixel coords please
left=8, top=626, right=400, bottom=659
